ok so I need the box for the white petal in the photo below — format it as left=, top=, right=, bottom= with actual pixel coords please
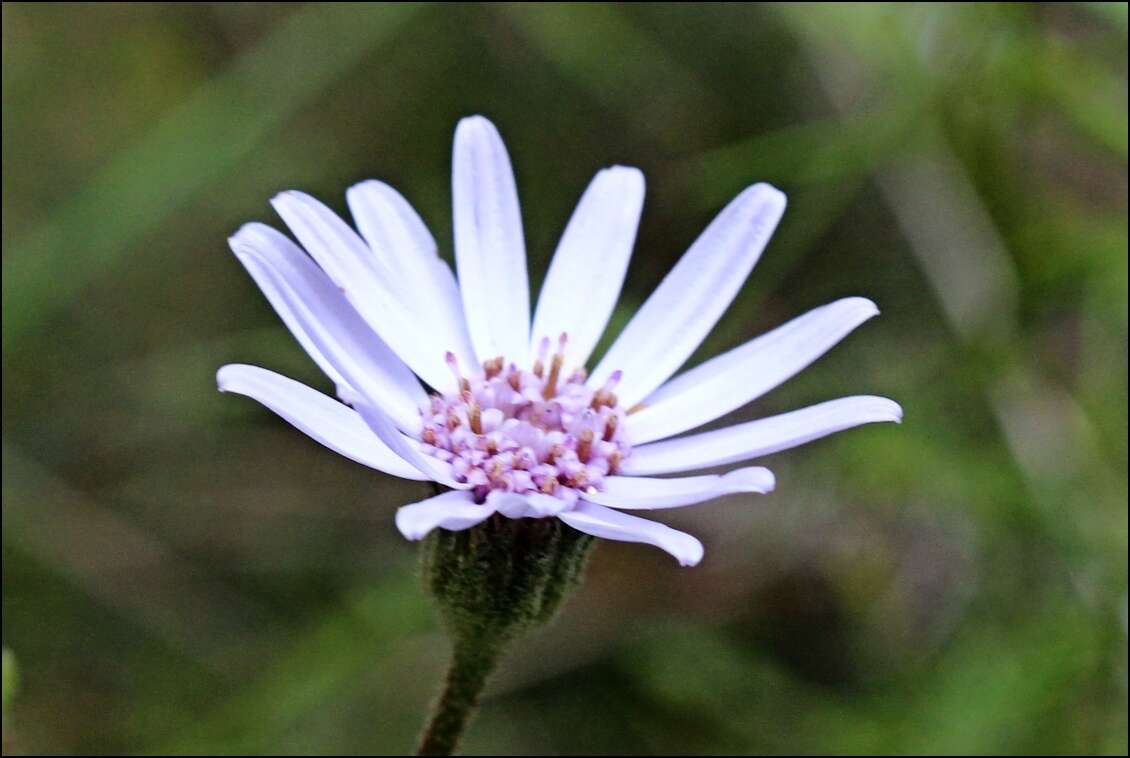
left=345, top=179, right=435, bottom=274
left=395, top=490, right=494, bottom=540
left=621, top=396, right=903, bottom=476
left=227, top=224, right=353, bottom=396
left=452, top=115, right=530, bottom=365
left=584, top=466, right=775, bottom=510
left=352, top=400, right=466, bottom=489
left=271, top=189, right=386, bottom=283
left=629, top=297, right=880, bottom=443
left=216, top=364, right=426, bottom=480
left=486, top=490, right=571, bottom=519
left=560, top=501, right=704, bottom=566
left=346, top=180, right=478, bottom=370
left=590, top=183, right=787, bottom=408
left=530, top=166, right=645, bottom=368
left=230, top=224, right=426, bottom=433
left=271, top=191, right=455, bottom=391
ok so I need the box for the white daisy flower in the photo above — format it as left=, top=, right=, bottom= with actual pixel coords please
left=218, top=115, right=902, bottom=567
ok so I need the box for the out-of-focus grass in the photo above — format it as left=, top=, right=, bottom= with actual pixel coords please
left=2, top=3, right=1126, bottom=755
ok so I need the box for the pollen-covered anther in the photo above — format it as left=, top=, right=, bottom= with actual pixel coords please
left=543, top=333, right=568, bottom=400
left=576, top=429, right=594, bottom=463
left=532, top=336, right=550, bottom=379
left=419, top=348, right=632, bottom=503
left=446, top=351, right=471, bottom=395
left=483, top=356, right=504, bottom=379
left=468, top=402, right=483, bottom=434
left=602, top=413, right=618, bottom=442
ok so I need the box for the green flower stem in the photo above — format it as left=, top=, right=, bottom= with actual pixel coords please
left=416, top=638, right=501, bottom=756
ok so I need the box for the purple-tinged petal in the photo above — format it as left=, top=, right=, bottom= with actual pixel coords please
left=629, top=297, right=879, bottom=443
left=621, top=396, right=903, bottom=476
left=487, top=490, right=572, bottom=519
left=353, top=400, right=466, bottom=489
left=586, top=467, right=775, bottom=510
left=560, top=501, right=704, bottom=566
left=452, top=115, right=530, bottom=365
left=217, top=364, right=427, bottom=480
left=530, top=166, right=644, bottom=368
left=270, top=191, right=456, bottom=391
left=230, top=223, right=426, bottom=431
left=590, top=183, right=786, bottom=408
left=346, top=180, right=478, bottom=371
left=396, top=490, right=494, bottom=539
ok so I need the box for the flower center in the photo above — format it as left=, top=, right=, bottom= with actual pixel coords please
left=418, top=334, right=630, bottom=504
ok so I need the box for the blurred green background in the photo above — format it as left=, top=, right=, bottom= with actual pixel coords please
left=3, top=2, right=1127, bottom=754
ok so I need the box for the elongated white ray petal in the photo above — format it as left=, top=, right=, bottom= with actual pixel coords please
left=591, top=183, right=787, bottom=408
left=452, top=115, right=530, bottom=365
left=621, top=396, right=903, bottom=476
left=217, top=364, right=427, bottom=480
left=271, top=189, right=388, bottom=281
left=353, top=400, right=466, bottom=489
left=560, top=501, right=704, bottom=566
left=585, top=466, right=775, bottom=510
left=271, top=191, right=455, bottom=391
left=346, top=180, right=478, bottom=370
left=231, top=225, right=426, bottom=433
left=395, top=490, right=494, bottom=540
left=530, top=166, right=645, bottom=368
left=629, top=297, right=880, bottom=443
left=487, top=490, right=572, bottom=519
left=227, top=224, right=353, bottom=397
left=345, top=179, right=435, bottom=273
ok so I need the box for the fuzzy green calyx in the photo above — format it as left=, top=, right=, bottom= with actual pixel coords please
left=422, top=514, right=595, bottom=648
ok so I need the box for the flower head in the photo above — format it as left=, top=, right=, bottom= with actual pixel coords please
left=218, top=115, right=902, bottom=566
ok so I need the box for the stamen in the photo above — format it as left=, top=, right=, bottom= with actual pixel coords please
left=446, top=351, right=471, bottom=394
left=602, top=413, right=618, bottom=442
left=533, top=336, right=550, bottom=378
left=601, top=370, right=623, bottom=394
left=569, top=468, right=588, bottom=488
left=483, top=356, right=504, bottom=379
left=543, top=334, right=568, bottom=400
left=592, top=370, right=622, bottom=409
left=468, top=402, right=482, bottom=434
left=421, top=347, right=631, bottom=501
left=627, top=402, right=647, bottom=415
left=577, top=429, right=594, bottom=463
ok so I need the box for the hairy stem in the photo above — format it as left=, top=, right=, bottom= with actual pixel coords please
left=416, top=639, right=501, bottom=756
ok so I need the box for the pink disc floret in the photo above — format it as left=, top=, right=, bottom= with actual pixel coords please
left=419, top=334, right=631, bottom=503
